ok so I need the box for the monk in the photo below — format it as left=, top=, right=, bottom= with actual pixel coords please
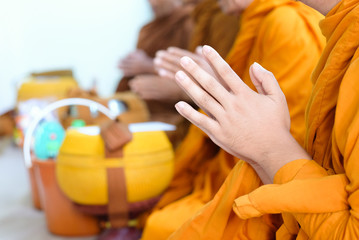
left=140, top=0, right=325, bottom=239
left=116, top=0, right=194, bottom=92
left=129, top=0, right=239, bottom=94
left=115, top=0, right=195, bottom=148
left=127, top=0, right=239, bottom=147
left=153, top=0, right=239, bottom=79
left=171, top=0, right=359, bottom=239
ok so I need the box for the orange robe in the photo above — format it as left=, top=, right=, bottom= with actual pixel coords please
left=141, top=0, right=325, bottom=239
left=229, top=1, right=359, bottom=239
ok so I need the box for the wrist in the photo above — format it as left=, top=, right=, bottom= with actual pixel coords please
left=254, top=131, right=311, bottom=182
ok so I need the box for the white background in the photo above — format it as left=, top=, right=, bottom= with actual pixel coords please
left=0, top=0, right=152, bottom=114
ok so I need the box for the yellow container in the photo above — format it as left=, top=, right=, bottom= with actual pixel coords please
left=17, top=76, right=77, bottom=102
left=56, top=127, right=174, bottom=205
left=15, top=73, right=78, bottom=146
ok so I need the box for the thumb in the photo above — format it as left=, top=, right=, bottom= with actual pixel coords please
left=249, top=62, right=281, bottom=97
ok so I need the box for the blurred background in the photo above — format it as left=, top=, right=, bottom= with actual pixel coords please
left=0, top=0, right=152, bottom=114
left=0, top=1, right=152, bottom=239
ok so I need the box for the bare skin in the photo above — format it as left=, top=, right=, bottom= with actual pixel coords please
left=169, top=0, right=342, bottom=183
left=154, top=0, right=255, bottom=80
left=118, top=50, right=155, bottom=77
left=174, top=45, right=311, bottom=183
left=129, top=74, right=191, bottom=102
left=155, top=47, right=210, bottom=78
left=117, top=0, right=183, bottom=77
left=151, top=0, right=255, bottom=104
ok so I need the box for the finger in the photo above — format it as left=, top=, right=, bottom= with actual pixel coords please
left=175, top=70, right=224, bottom=119
left=180, top=56, right=230, bottom=108
left=175, top=101, right=219, bottom=136
left=169, top=48, right=203, bottom=67
left=156, top=51, right=183, bottom=70
left=154, top=56, right=180, bottom=75
left=202, top=45, right=246, bottom=94
left=157, top=68, right=176, bottom=79
left=249, top=63, right=265, bottom=95
left=156, top=50, right=181, bottom=63
left=129, top=81, right=156, bottom=99
left=168, top=47, right=198, bottom=60
left=249, top=62, right=283, bottom=98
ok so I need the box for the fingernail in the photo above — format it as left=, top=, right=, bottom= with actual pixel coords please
left=175, top=101, right=185, bottom=110
left=253, top=62, right=268, bottom=73
left=156, top=51, right=163, bottom=57
left=158, top=69, right=167, bottom=77
left=202, top=45, right=212, bottom=54
left=175, top=71, right=186, bottom=82
left=154, top=58, right=161, bottom=65
left=180, top=56, right=191, bottom=67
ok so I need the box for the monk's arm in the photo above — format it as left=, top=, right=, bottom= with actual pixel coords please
left=118, top=50, right=156, bottom=77
left=271, top=61, right=359, bottom=238
left=238, top=61, right=359, bottom=238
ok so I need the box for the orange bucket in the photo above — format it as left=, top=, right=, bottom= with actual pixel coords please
left=28, top=165, right=42, bottom=210
left=22, top=99, right=120, bottom=236
left=33, top=159, right=100, bottom=236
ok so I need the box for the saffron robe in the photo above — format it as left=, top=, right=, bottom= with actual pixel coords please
left=228, top=0, right=359, bottom=239
left=141, top=0, right=325, bottom=239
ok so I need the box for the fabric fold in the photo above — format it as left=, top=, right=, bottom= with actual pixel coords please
left=233, top=163, right=349, bottom=219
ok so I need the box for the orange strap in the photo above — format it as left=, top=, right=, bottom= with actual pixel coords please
left=107, top=167, right=129, bottom=228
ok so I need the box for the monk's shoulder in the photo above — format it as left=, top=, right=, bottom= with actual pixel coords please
left=259, top=6, right=312, bottom=44
left=264, top=5, right=301, bottom=25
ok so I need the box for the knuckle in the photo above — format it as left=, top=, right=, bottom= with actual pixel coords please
left=198, top=92, right=211, bottom=105
left=203, top=77, right=216, bottom=90
left=218, top=67, right=233, bottom=80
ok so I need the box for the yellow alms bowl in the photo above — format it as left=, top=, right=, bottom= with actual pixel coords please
left=56, top=127, right=174, bottom=205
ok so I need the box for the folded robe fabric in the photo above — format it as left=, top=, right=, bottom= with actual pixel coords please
left=232, top=1, right=359, bottom=239
left=141, top=0, right=325, bottom=239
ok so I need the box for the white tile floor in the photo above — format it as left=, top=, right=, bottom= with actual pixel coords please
left=0, top=138, right=97, bottom=240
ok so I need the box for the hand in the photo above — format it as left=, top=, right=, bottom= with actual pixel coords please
left=154, top=46, right=216, bottom=80
left=174, top=45, right=311, bottom=182
left=128, top=74, right=190, bottom=102
left=118, top=50, right=155, bottom=77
